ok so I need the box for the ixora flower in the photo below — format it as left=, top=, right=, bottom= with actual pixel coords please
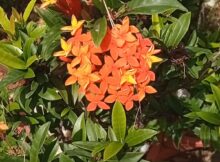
left=54, top=16, right=162, bottom=111
left=41, top=0, right=82, bottom=17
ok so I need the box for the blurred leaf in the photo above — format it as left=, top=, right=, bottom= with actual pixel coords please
left=0, top=43, right=23, bottom=56
left=0, top=7, right=10, bottom=32
left=211, top=84, right=220, bottom=109
left=35, top=7, right=65, bottom=27
left=0, top=47, right=26, bottom=69
left=92, top=143, right=109, bottom=156
left=108, top=127, right=117, bottom=141
left=39, top=88, right=62, bottom=101
left=26, top=55, right=38, bottom=68
left=86, top=118, right=98, bottom=141
left=112, top=101, right=126, bottom=142
left=59, top=154, right=74, bottom=162
left=23, top=38, right=35, bottom=61
left=30, top=122, right=50, bottom=162
left=126, top=0, right=187, bottom=15
left=125, top=129, right=157, bottom=147
left=72, top=113, right=86, bottom=141
left=73, top=141, right=102, bottom=151
left=104, top=142, right=124, bottom=161
left=91, top=17, right=107, bottom=47
left=24, top=68, right=35, bottom=78
left=120, top=152, right=144, bottom=162
left=196, top=112, right=220, bottom=125
left=47, top=141, right=60, bottom=162
left=0, top=69, right=25, bottom=90
left=23, top=0, right=37, bottom=22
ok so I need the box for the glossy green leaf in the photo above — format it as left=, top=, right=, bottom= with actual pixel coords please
left=211, top=84, right=220, bottom=109
left=23, top=0, right=37, bottom=22
left=30, top=122, right=50, bottom=162
left=196, top=112, right=220, bottom=125
left=59, top=154, right=74, bottom=162
left=39, top=88, right=62, bottom=101
left=120, top=152, right=144, bottom=162
left=164, top=12, right=191, bottom=47
left=0, top=48, right=26, bottom=69
left=91, top=17, right=107, bottom=47
left=126, top=0, right=187, bottom=15
left=112, top=101, right=126, bottom=142
left=125, top=129, right=157, bottom=147
left=104, top=142, right=124, bottom=161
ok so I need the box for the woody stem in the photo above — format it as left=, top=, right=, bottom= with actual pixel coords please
left=102, top=0, right=115, bottom=27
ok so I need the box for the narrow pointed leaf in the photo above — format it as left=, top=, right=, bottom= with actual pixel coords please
left=104, top=142, right=124, bottom=161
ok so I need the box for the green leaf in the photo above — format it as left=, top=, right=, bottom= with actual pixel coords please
left=196, top=112, right=220, bottom=125
left=86, top=118, right=98, bottom=141
left=0, top=69, right=25, bottom=90
left=211, top=84, right=220, bottom=109
left=72, top=113, right=86, bottom=141
left=92, top=143, right=109, bottom=156
left=104, top=142, right=124, bottom=161
left=120, top=152, right=144, bottom=162
left=163, top=12, right=191, bottom=47
left=38, top=88, right=62, bottom=101
left=0, top=7, right=10, bottom=32
left=0, top=43, right=23, bottom=56
left=23, top=0, right=37, bottom=22
left=93, top=0, right=106, bottom=14
left=47, top=141, right=60, bottom=162
left=30, top=122, right=50, bottom=162
left=125, top=129, right=157, bottom=147
left=0, top=48, right=26, bottom=69
left=35, top=7, right=65, bottom=27
left=126, top=0, right=187, bottom=15
left=108, top=127, right=117, bottom=141
left=59, top=154, right=74, bottom=162
left=91, top=17, right=107, bottom=47
left=26, top=55, right=38, bottom=68
left=73, top=141, right=102, bottom=151
left=112, top=101, right=126, bottom=142
left=24, top=68, right=35, bottom=78
left=23, top=38, right=35, bottom=61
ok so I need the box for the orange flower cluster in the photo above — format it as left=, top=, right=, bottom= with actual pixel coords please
left=54, top=16, right=162, bottom=111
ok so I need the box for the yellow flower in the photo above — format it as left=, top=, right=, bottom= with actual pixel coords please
left=54, top=39, right=72, bottom=57
left=120, top=69, right=137, bottom=85
left=61, top=15, right=85, bottom=36
left=146, top=45, right=162, bottom=68
left=41, top=0, right=57, bottom=8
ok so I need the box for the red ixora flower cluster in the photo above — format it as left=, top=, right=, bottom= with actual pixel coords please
left=54, top=16, right=162, bottom=111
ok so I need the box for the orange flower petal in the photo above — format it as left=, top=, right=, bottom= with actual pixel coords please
left=65, top=76, right=77, bottom=85
left=125, top=101, right=134, bottom=111
left=98, top=101, right=110, bottom=110
left=91, top=54, right=102, bottom=65
left=145, top=86, right=157, bottom=94
left=104, top=95, right=116, bottom=103
left=87, top=102, right=97, bottom=111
